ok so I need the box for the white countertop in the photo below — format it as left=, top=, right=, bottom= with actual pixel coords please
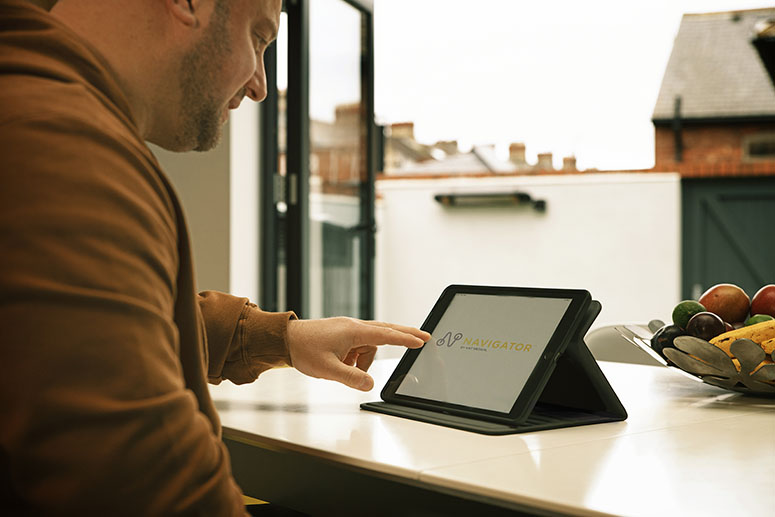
left=210, top=358, right=775, bottom=516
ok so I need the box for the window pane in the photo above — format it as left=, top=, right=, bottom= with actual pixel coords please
left=308, top=0, right=366, bottom=318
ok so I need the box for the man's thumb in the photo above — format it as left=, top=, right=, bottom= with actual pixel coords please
left=329, top=361, right=374, bottom=391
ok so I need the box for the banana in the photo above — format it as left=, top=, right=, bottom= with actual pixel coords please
left=762, top=337, right=775, bottom=356
left=709, top=320, right=775, bottom=358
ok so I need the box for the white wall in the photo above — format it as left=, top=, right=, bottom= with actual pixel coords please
left=375, top=173, right=681, bottom=330
left=229, top=102, right=260, bottom=302
left=151, top=135, right=231, bottom=293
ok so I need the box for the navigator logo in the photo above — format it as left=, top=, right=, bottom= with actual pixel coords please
left=436, top=331, right=534, bottom=352
left=436, top=331, right=463, bottom=347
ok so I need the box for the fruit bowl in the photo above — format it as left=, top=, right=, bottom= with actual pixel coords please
left=615, top=321, right=775, bottom=397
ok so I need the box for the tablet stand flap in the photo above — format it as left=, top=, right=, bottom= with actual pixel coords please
left=360, top=400, right=611, bottom=436
left=535, top=300, right=627, bottom=420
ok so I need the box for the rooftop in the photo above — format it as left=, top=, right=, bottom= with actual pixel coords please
left=652, top=8, right=775, bottom=122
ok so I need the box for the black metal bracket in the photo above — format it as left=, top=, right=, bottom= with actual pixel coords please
left=434, top=191, right=547, bottom=212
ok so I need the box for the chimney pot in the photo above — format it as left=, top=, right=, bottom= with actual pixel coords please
left=390, top=122, right=415, bottom=140
left=536, top=152, right=554, bottom=171
left=509, top=142, right=528, bottom=169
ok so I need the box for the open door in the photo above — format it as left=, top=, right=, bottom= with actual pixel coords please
left=261, top=0, right=376, bottom=319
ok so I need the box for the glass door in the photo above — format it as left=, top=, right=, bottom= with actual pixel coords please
left=262, top=0, right=375, bottom=319
left=307, top=0, right=373, bottom=318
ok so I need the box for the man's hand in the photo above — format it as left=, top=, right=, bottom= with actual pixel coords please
left=286, top=318, right=430, bottom=391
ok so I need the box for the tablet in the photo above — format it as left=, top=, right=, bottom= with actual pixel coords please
left=362, top=285, right=627, bottom=434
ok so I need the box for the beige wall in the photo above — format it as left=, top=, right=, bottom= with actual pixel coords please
left=149, top=127, right=231, bottom=293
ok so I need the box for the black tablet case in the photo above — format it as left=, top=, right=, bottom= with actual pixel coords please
left=361, top=300, right=627, bottom=435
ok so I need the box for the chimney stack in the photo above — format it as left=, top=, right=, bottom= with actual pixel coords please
left=536, top=152, right=554, bottom=171
left=390, top=122, right=415, bottom=140
left=434, top=140, right=459, bottom=156
left=563, top=156, right=577, bottom=172
left=509, top=142, right=529, bottom=169
left=335, top=103, right=360, bottom=126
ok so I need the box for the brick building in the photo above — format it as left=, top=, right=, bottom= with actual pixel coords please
left=648, top=8, right=775, bottom=299
left=651, top=8, right=775, bottom=177
left=279, top=90, right=368, bottom=196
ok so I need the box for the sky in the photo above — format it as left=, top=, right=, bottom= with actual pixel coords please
left=372, top=0, right=775, bottom=170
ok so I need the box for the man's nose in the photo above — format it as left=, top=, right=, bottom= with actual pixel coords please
left=245, top=68, right=267, bottom=103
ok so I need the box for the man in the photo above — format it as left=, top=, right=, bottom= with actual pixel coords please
left=0, top=0, right=429, bottom=514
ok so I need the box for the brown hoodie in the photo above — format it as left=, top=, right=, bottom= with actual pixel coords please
left=0, top=1, right=295, bottom=514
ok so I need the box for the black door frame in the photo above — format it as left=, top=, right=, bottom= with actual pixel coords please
left=259, top=40, right=279, bottom=312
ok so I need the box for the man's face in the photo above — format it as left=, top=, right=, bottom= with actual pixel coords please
left=175, top=0, right=281, bottom=152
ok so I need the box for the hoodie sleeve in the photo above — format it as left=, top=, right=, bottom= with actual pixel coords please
left=198, top=291, right=297, bottom=385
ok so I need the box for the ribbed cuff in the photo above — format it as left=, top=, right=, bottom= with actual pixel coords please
left=231, top=304, right=297, bottom=384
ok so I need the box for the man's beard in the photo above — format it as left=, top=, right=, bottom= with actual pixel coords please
left=177, top=6, right=231, bottom=152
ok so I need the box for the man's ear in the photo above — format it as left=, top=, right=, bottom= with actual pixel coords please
left=167, top=0, right=200, bottom=28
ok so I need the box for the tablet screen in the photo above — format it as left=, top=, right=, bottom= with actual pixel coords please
left=395, top=293, right=572, bottom=413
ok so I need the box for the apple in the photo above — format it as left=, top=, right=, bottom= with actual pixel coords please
left=751, top=284, right=775, bottom=318
left=698, top=283, right=750, bottom=324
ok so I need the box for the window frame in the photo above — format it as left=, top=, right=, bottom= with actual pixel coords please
left=743, top=132, right=775, bottom=163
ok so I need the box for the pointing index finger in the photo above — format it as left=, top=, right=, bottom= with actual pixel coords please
left=355, top=321, right=429, bottom=348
